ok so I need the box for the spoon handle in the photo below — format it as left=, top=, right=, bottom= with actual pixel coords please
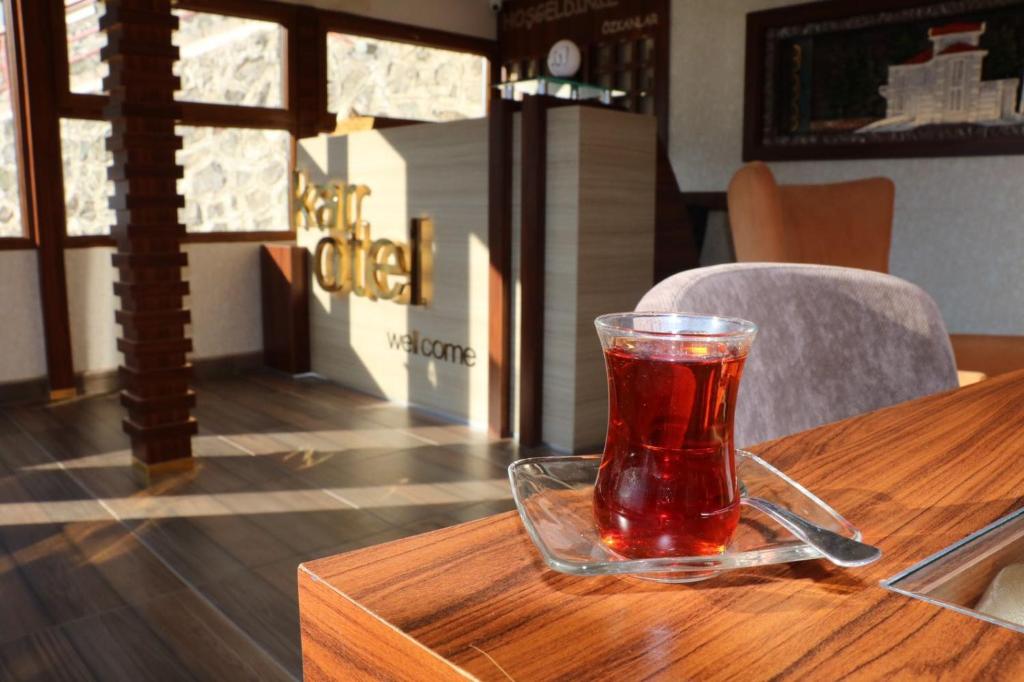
left=742, top=496, right=882, bottom=568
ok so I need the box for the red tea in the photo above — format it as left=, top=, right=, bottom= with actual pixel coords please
left=593, top=343, right=746, bottom=558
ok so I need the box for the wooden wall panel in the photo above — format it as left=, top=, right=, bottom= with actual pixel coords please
left=260, top=244, right=311, bottom=374
left=296, top=121, right=491, bottom=427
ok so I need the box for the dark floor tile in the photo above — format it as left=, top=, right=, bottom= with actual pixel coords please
left=0, top=624, right=96, bottom=682
left=0, top=370, right=532, bottom=679
left=0, top=548, right=51, bottom=645
left=61, top=521, right=188, bottom=611
left=0, top=523, right=127, bottom=630
left=195, top=569, right=304, bottom=679
left=60, top=605, right=194, bottom=681
left=126, top=518, right=247, bottom=586
left=132, top=589, right=296, bottom=682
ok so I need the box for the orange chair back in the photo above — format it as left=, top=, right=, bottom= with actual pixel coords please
left=727, top=161, right=895, bottom=273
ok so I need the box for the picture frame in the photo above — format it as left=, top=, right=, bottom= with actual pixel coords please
left=743, top=0, right=1024, bottom=160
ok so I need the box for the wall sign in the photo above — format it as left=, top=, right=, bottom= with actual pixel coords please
left=745, top=0, right=1024, bottom=161
left=386, top=329, right=477, bottom=367
left=293, top=169, right=433, bottom=305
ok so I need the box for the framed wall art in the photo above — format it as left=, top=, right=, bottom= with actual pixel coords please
left=744, top=0, right=1024, bottom=160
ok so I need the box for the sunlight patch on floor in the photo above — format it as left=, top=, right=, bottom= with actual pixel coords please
left=0, top=479, right=513, bottom=525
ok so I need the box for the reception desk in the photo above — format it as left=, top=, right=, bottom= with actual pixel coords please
left=295, top=106, right=655, bottom=452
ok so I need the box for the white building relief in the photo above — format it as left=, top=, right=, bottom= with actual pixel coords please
left=858, top=22, right=1024, bottom=133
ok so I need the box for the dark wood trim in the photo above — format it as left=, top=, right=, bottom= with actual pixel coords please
left=58, top=92, right=107, bottom=119
left=487, top=97, right=513, bottom=438
left=518, top=94, right=547, bottom=447
left=320, top=10, right=496, bottom=58
left=174, top=0, right=296, bottom=24
left=64, top=235, right=115, bottom=248
left=743, top=0, right=1024, bottom=161
left=58, top=96, right=295, bottom=129
left=0, top=374, right=49, bottom=405
left=11, top=0, right=77, bottom=396
left=654, top=0, right=670, bottom=144
left=0, top=351, right=264, bottom=406
left=0, top=238, right=34, bottom=250
left=184, top=230, right=295, bottom=243
left=65, top=230, right=296, bottom=248
left=741, top=6, right=767, bottom=165
left=50, top=0, right=73, bottom=103
left=290, top=5, right=332, bottom=137
left=680, top=191, right=728, bottom=211
left=653, top=144, right=702, bottom=282
left=179, top=102, right=292, bottom=129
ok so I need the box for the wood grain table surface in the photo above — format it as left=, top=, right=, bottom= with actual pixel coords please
left=299, top=371, right=1024, bottom=680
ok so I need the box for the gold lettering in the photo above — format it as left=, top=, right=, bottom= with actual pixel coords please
left=342, top=184, right=372, bottom=231
left=295, top=168, right=430, bottom=306
left=292, top=170, right=318, bottom=228
left=368, top=239, right=410, bottom=301
left=314, top=183, right=343, bottom=229
left=313, top=237, right=351, bottom=293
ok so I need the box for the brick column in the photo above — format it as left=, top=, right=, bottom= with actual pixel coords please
left=102, top=0, right=196, bottom=482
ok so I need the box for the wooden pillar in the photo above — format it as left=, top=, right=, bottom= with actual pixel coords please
left=487, top=98, right=513, bottom=438
left=518, top=95, right=547, bottom=447
left=102, top=0, right=196, bottom=481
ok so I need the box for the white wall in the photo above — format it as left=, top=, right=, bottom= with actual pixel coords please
left=669, top=0, right=1024, bottom=334
left=278, top=0, right=496, bottom=39
left=0, top=251, right=47, bottom=383
left=0, top=242, right=266, bottom=385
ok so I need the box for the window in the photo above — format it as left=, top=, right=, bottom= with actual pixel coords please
left=60, top=119, right=113, bottom=237
left=64, top=0, right=107, bottom=95
left=177, top=126, right=290, bottom=232
left=327, top=33, right=487, bottom=121
left=0, top=4, right=23, bottom=237
left=173, top=10, right=285, bottom=108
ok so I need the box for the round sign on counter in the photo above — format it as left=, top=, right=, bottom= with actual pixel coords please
left=547, top=40, right=581, bottom=78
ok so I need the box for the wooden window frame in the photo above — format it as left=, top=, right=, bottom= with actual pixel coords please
left=53, top=0, right=496, bottom=247
left=58, top=0, right=300, bottom=246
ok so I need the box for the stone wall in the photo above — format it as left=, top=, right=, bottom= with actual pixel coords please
left=327, top=33, right=487, bottom=121
left=61, top=119, right=114, bottom=237
left=178, top=126, right=290, bottom=233
left=175, top=11, right=284, bottom=108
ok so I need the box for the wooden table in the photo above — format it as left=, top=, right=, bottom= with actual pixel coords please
left=298, top=372, right=1024, bottom=680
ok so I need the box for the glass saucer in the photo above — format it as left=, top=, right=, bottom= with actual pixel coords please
left=507, top=451, right=861, bottom=583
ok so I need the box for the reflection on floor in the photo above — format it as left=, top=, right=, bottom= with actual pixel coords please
left=0, top=371, right=546, bottom=681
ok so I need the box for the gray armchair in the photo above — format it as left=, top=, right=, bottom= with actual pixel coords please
left=636, top=263, right=959, bottom=447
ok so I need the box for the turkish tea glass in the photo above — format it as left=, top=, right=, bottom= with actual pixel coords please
left=593, top=312, right=757, bottom=559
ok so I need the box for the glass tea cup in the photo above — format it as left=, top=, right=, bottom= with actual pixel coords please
left=593, top=312, right=757, bottom=559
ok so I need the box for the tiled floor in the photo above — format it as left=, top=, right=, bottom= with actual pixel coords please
left=0, top=371, right=543, bottom=681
